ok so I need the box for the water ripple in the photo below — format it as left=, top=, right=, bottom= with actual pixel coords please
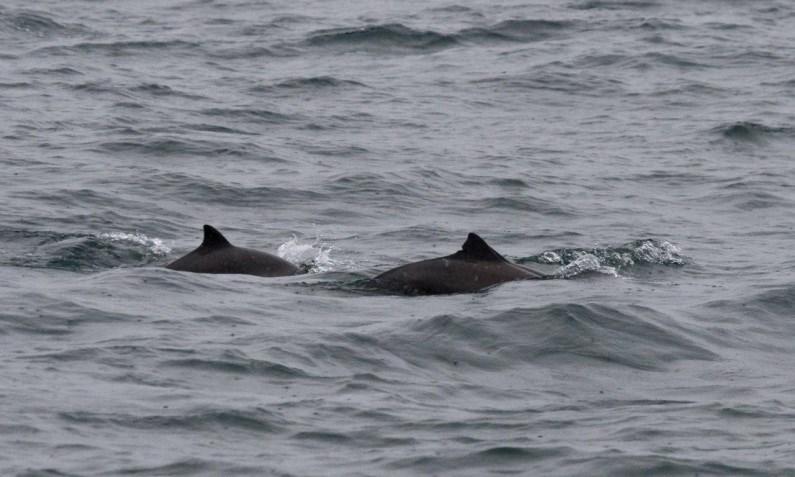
left=306, top=19, right=574, bottom=53
left=389, top=445, right=573, bottom=472
left=60, top=407, right=284, bottom=433
left=164, top=350, right=310, bottom=379
left=31, top=39, right=199, bottom=57
left=0, top=8, right=88, bottom=38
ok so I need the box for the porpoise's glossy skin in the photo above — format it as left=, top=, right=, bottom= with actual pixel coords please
left=372, top=233, right=549, bottom=295
left=166, top=225, right=299, bottom=277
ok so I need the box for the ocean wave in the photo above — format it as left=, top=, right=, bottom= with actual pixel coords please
left=163, top=349, right=309, bottom=378
left=250, top=76, right=367, bottom=95
left=635, top=18, right=685, bottom=31
left=746, top=286, right=795, bottom=319
left=0, top=296, right=140, bottom=335
left=182, top=123, right=256, bottom=135
left=714, top=49, right=784, bottom=66
left=557, top=454, right=769, bottom=476
left=0, top=81, right=33, bottom=89
left=706, top=285, right=795, bottom=324
left=60, top=406, right=284, bottom=433
left=324, top=172, right=438, bottom=209
left=388, top=445, right=572, bottom=472
left=695, top=285, right=795, bottom=355
left=575, top=51, right=711, bottom=70
left=276, top=76, right=366, bottom=89
left=70, top=79, right=133, bottom=98
left=240, top=14, right=316, bottom=35
left=478, top=196, right=576, bottom=216
left=24, top=66, right=83, bottom=76
left=306, top=20, right=574, bottom=53
left=461, top=19, right=573, bottom=43
left=22, top=345, right=158, bottom=365
left=141, top=173, right=324, bottom=207
left=474, top=70, right=625, bottom=96
left=426, top=4, right=482, bottom=14
left=714, top=121, right=795, bottom=143
left=612, top=170, right=714, bottom=186
left=570, top=0, right=660, bottom=10
left=129, top=82, right=206, bottom=100
left=200, top=107, right=299, bottom=124
left=306, top=23, right=457, bottom=51
left=95, top=137, right=278, bottom=158
left=204, top=44, right=300, bottom=59
left=111, top=458, right=276, bottom=476
left=0, top=9, right=88, bottom=37
left=38, top=235, right=156, bottom=271
left=693, top=190, right=792, bottom=211
left=31, top=39, right=198, bottom=57
left=373, top=225, right=455, bottom=242
left=322, top=304, right=718, bottom=373
left=646, top=78, right=732, bottom=97
left=292, top=430, right=355, bottom=444
left=2, top=228, right=168, bottom=271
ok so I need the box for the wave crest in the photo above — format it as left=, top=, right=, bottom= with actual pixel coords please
left=306, top=20, right=573, bottom=52
left=337, top=304, right=719, bottom=373
left=715, top=121, right=795, bottom=143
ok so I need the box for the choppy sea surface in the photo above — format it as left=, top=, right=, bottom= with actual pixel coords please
left=2, top=0, right=794, bottom=475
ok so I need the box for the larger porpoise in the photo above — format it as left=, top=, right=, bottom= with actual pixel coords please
left=372, top=233, right=551, bottom=295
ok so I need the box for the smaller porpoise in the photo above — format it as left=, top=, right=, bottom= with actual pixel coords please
left=166, top=225, right=299, bottom=277
left=372, top=233, right=550, bottom=295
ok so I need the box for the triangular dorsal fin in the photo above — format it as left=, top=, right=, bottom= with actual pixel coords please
left=452, top=233, right=508, bottom=262
left=201, top=224, right=232, bottom=249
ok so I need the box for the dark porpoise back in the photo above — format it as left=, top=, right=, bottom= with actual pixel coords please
left=166, top=225, right=299, bottom=277
left=372, top=233, right=549, bottom=295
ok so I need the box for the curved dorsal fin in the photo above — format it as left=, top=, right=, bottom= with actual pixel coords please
left=453, top=233, right=508, bottom=262
left=201, top=224, right=232, bottom=249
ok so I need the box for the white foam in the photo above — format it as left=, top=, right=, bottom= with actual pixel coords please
left=277, top=236, right=344, bottom=273
left=539, top=251, right=562, bottom=264
left=556, top=252, right=618, bottom=278
left=97, top=232, right=171, bottom=255
left=634, top=240, right=684, bottom=265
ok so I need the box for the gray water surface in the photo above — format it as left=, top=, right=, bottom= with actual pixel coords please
left=1, top=0, right=794, bottom=475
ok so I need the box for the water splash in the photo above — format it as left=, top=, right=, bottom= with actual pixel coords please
left=538, top=251, right=563, bottom=264
left=522, top=239, right=685, bottom=278
left=277, top=236, right=344, bottom=273
left=96, top=232, right=170, bottom=256
left=556, top=253, right=618, bottom=278
left=632, top=240, right=682, bottom=265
